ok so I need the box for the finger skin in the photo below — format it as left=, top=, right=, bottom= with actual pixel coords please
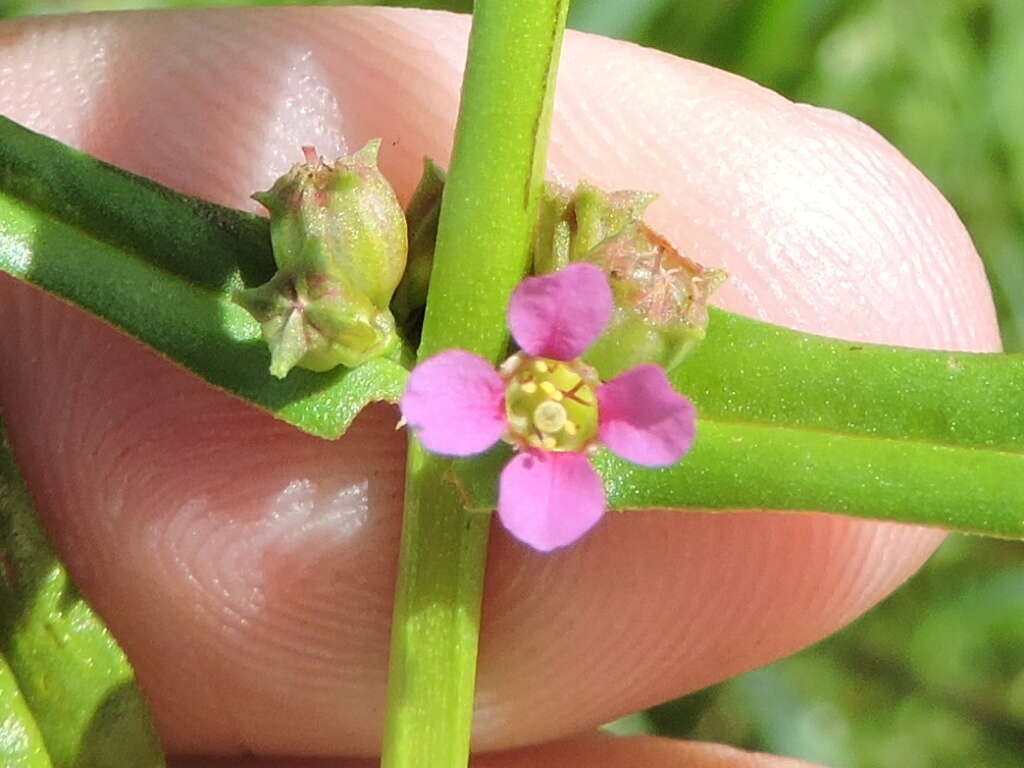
left=172, top=734, right=820, bottom=767
left=0, top=7, right=1000, bottom=756
left=476, top=735, right=820, bottom=768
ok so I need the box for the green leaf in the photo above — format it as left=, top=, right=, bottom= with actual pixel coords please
left=682, top=308, right=1023, bottom=452
left=455, top=308, right=1024, bottom=539
left=0, top=116, right=408, bottom=440
left=0, top=653, right=53, bottom=768
left=0, top=419, right=164, bottom=767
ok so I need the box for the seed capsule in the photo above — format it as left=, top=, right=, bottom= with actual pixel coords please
left=581, top=223, right=727, bottom=379
left=534, top=181, right=726, bottom=378
left=533, top=181, right=655, bottom=275
left=234, top=142, right=407, bottom=378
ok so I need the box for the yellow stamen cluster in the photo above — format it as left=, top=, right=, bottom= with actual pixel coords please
left=502, top=353, right=600, bottom=452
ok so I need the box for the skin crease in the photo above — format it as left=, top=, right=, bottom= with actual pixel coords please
left=0, top=6, right=1002, bottom=767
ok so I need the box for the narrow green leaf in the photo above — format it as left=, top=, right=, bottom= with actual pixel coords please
left=596, top=422, right=1024, bottom=537
left=0, top=116, right=408, bottom=440
left=682, top=308, right=1024, bottom=452
left=455, top=309, right=1024, bottom=539
left=0, top=653, right=53, bottom=768
left=0, top=419, right=164, bottom=767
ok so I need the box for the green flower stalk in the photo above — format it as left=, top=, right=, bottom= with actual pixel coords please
left=235, top=142, right=407, bottom=378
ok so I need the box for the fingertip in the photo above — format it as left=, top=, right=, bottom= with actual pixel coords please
left=477, top=734, right=822, bottom=767
left=0, top=6, right=998, bottom=755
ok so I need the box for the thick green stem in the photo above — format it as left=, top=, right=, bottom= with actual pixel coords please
left=380, top=2, right=570, bottom=767
left=381, top=452, right=490, bottom=768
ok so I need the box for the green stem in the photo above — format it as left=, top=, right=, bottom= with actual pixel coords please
left=380, top=2, right=570, bottom=767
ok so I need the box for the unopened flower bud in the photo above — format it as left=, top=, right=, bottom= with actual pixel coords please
left=533, top=181, right=655, bottom=275
left=235, top=142, right=407, bottom=378
left=391, top=158, right=446, bottom=331
left=580, top=224, right=727, bottom=379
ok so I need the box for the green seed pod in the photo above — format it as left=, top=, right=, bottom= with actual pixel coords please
left=533, top=181, right=655, bottom=275
left=391, top=157, right=446, bottom=332
left=235, top=142, right=407, bottom=378
left=579, top=223, right=727, bottom=379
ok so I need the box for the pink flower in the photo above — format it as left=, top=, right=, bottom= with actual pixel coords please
left=400, top=263, right=697, bottom=551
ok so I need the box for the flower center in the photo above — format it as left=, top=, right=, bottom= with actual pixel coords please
left=502, top=355, right=600, bottom=452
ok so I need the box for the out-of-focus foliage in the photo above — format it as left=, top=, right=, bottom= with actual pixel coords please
left=2, top=0, right=1022, bottom=765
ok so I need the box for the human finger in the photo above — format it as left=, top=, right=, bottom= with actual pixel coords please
left=0, top=7, right=998, bottom=755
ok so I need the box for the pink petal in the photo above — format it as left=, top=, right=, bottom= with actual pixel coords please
left=508, top=263, right=612, bottom=360
left=597, top=364, right=697, bottom=466
left=498, top=451, right=605, bottom=551
left=400, top=350, right=506, bottom=456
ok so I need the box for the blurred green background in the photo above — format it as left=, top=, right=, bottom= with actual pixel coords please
left=2, top=1, right=1022, bottom=766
